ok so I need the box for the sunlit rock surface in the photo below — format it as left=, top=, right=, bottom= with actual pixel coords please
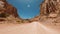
left=0, top=0, right=34, bottom=24
left=0, top=0, right=19, bottom=17
left=0, top=0, right=23, bottom=24
left=0, top=0, right=60, bottom=24
left=31, top=0, right=60, bottom=24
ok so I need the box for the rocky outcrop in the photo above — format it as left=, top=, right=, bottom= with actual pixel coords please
left=0, top=0, right=22, bottom=24
left=0, top=0, right=33, bottom=24
left=0, top=0, right=19, bottom=17
left=30, top=0, right=60, bottom=24
left=40, top=0, right=60, bottom=17
left=1, top=0, right=60, bottom=24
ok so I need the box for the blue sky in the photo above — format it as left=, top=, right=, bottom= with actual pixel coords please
left=7, top=0, right=43, bottom=19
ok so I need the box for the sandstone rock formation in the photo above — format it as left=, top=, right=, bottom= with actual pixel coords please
left=0, top=0, right=18, bottom=17
left=0, top=0, right=33, bottom=24
left=1, top=0, right=60, bottom=24
left=30, top=0, right=60, bottom=24
left=0, top=0, right=23, bottom=24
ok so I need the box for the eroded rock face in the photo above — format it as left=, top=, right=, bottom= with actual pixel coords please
left=0, top=0, right=22, bottom=24
left=1, top=0, right=60, bottom=24
left=0, top=0, right=18, bottom=17
left=40, top=0, right=60, bottom=23
left=30, top=0, right=60, bottom=23
left=0, top=1, right=4, bottom=9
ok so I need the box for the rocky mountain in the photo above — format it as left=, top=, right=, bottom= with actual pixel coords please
left=30, top=0, right=60, bottom=24
left=1, top=0, right=60, bottom=24
left=0, top=0, right=23, bottom=24
left=0, top=0, right=33, bottom=24
left=0, top=0, right=19, bottom=17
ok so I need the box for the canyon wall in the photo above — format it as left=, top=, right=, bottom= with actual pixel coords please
left=0, top=0, right=19, bottom=17
left=30, top=0, right=60, bottom=23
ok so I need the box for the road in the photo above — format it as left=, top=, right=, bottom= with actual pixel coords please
left=0, top=22, right=60, bottom=34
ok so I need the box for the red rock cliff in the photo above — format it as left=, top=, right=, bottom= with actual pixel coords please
left=0, top=0, right=19, bottom=17
left=29, top=0, right=60, bottom=23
